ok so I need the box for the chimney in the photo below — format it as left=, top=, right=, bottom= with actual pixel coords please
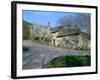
left=48, top=22, right=51, bottom=30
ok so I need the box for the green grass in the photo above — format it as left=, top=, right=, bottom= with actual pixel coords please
left=47, top=55, right=91, bottom=68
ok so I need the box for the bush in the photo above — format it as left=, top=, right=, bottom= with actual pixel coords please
left=47, top=55, right=91, bottom=68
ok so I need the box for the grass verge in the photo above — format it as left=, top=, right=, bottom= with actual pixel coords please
left=47, top=55, right=91, bottom=68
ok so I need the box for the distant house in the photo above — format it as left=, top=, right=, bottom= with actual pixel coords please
left=47, top=22, right=90, bottom=50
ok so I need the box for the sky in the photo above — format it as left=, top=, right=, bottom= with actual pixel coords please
left=22, top=10, right=79, bottom=27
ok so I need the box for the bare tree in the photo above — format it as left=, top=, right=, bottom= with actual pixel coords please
left=75, top=13, right=91, bottom=33
left=56, top=13, right=91, bottom=34
left=57, top=15, right=78, bottom=28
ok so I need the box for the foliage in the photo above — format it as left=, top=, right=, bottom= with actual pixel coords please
left=23, top=20, right=31, bottom=40
left=47, top=55, right=91, bottom=68
left=31, top=23, right=51, bottom=44
left=23, top=20, right=51, bottom=45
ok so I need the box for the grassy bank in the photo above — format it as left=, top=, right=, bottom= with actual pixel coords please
left=47, top=55, right=91, bottom=68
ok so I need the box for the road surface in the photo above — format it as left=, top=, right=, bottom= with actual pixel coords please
left=23, top=40, right=90, bottom=69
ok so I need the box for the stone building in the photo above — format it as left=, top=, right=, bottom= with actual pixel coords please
left=29, top=22, right=90, bottom=50
left=47, top=22, right=90, bottom=50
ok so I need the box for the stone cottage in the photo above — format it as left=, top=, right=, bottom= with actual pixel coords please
left=29, top=22, right=90, bottom=50
left=47, top=22, right=90, bottom=50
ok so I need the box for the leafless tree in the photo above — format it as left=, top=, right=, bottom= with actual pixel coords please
left=57, top=13, right=91, bottom=35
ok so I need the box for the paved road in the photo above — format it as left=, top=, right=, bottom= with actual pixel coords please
left=23, top=40, right=90, bottom=69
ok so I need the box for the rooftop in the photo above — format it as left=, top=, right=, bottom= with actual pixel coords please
left=50, top=25, right=80, bottom=37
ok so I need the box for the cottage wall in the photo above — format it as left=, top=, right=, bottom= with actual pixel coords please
left=51, top=32, right=59, bottom=45
left=78, top=34, right=90, bottom=50
left=51, top=32, right=90, bottom=50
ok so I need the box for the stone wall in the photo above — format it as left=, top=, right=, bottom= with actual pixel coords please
left=51, top=33, right=90, bottom=50
left=78, top=33, right=90, bottom=50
